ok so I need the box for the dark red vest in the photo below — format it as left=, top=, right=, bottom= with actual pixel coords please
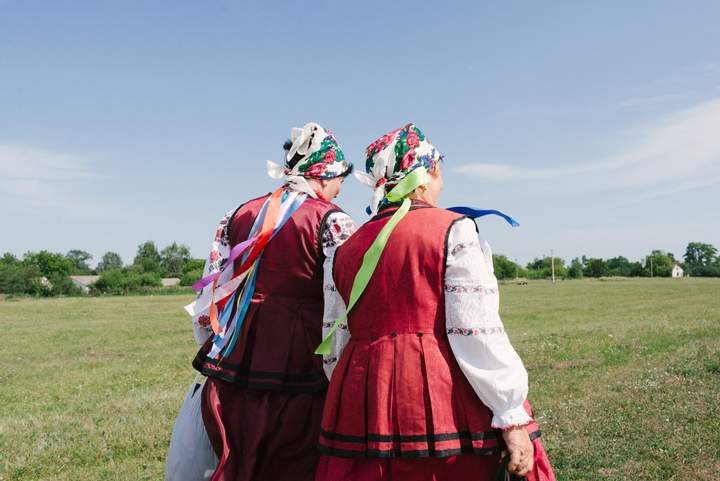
left=193, top=193, right=342, bottom=392
left=319, top=201, right=540, bottom=458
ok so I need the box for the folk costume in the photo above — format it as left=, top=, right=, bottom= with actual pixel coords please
left=185, top=123, right=356, bottom=481
left=315, top=124, right=556, bottom=481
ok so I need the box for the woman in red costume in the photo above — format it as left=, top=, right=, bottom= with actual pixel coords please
left=186, top=122, right=356, bottom=481
left=316, top=124, right=556, bottom=481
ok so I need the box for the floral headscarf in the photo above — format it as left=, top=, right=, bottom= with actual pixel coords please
left=267, top=122, right=351, bottom=197
left=355, top=123, right=442, bottom=213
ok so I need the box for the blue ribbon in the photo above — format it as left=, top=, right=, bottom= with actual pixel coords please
left=447, top=207, right=520, bottom=227
left=366, top=202, right=519, bottom=227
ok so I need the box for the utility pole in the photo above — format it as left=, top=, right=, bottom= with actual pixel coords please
left=649, top=256, right=654, bottom=278
left=551, top=249, right=556, bottom=284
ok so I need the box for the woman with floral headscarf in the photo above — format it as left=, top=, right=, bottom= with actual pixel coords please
left=186, top=122, right=356, bottom=481
left=315, top=124, right=555, bottom=481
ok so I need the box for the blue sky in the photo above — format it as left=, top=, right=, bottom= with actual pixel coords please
left=1, top=1, right=718, bottom=266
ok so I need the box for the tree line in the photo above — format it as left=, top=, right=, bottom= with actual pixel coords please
left=1, top=241, right=718, bottom=296
left=0, top=241, right=204, bottom=296
left=492, top=242, right=720, bottom=280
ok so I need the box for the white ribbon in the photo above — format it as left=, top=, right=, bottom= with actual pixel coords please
left=265, top=121, right=331, bottom=199
left=355, top=171, right=386, bottom=214
left=354, top=138, right=403, bottom=214
left=266, top=160, right=318, bottom=198
left=286, top=123, right=323, bottom=162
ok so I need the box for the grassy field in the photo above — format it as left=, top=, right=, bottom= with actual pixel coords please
left=1, top=278, right=719, bottom=480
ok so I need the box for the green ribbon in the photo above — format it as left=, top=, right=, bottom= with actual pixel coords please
left=315, top=167, right=431, bottom=355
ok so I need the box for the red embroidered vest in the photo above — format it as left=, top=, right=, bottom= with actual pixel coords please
left=193, top=193, right=342, bottom=392
left=319, top=201, right=540, bottom=457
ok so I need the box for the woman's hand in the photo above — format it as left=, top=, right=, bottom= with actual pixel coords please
left=501, top=426, right=534, bottom=476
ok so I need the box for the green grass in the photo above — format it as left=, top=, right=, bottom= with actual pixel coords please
left=1, top=278, right=719, bottom=480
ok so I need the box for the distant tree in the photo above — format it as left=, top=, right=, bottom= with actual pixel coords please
left=582, top=257, right=607, bottom=278
left=160, top=242, right=192, bottom=277
left=0, top=264, right=44, bottom=295
left=0, top=251, right=81, bottom=296
left=180, top=258, right=206, bottom=286
left=644, top=250, right=676, bottom=277
left=684, top=242, right=718, bottom=272
left=1, top=252, right=19, bottom=266
left=605, top=256, right=633, bottom=277
left=183, top=258, right=206, bottom=274
left=628, top=261, right=647, bottom=277
left=526, top=256, right=567, bottom=279
left=567, top=258, right=584, bottom=279
left=97, top=251, right=123, bottom=272
left=22, top=251, right=74, bottom=277
left=66, top=250, right=93, bottom=273
left=492, top=255, right=521, bottom=280
left=92, top=268, right=162, bottom=294
left=689, top=263, right=720, bottom=277
left=133, top=241, right=161, bottom=273
left=180, top=269, right=204, bottom=287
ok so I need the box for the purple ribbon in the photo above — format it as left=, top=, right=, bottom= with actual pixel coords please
left=191, top=236, right=258, bottom=292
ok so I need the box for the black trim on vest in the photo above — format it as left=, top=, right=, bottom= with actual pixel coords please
left=318, top=207, right=344, bottom=262
left=332, top=239, right=342, bottom=298
left=224, top=202, right=247, bottom=243
left=371, top=202, right=434, bottom=221
left=442, top=215, right=470, bottom=288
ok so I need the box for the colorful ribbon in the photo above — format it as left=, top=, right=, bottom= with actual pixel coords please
left=206, top=188, right=285, bottom=334
left=189, top=189, right=307, bottom=360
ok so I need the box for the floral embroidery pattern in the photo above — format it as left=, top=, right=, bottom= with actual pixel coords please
left=450, top=240, right=480, bottom=257
left=444, top=285, right=498, bottom=295
left=447, top=326, right=504, bottom=336
left=197, top=314, right=211, bottom=328
left=321, top=213, right=357, bottom=251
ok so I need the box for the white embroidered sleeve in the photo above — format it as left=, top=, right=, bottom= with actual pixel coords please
left=445, top=217, right=532, bottom=429
left=321, top=211, right=357, bottom=380
left=190, top=208, right=235, bottom=346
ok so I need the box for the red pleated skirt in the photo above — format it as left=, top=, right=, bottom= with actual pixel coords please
left=202, top=378, right=325, bottom=481
left=320, top=333, right=542, bottom=456
left=315, top=436, right=555, bottom=481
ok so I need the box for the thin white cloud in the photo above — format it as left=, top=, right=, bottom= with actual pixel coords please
left=453, top=97, right=720, bottom=197
left=0, top=143, right=106, bottom=219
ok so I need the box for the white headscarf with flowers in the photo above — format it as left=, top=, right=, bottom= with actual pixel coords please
left=355, top=123, right=442, bottom=214
left=267, top=122, right=350, bottom=198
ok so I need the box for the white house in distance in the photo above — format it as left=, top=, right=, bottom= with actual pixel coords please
left=672, top=264, right=684, bottom=278
left=70, top=275, right=100, bottom=294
